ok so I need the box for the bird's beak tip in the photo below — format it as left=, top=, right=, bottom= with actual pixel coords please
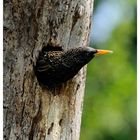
left=95, top=49, right=113, bottom=56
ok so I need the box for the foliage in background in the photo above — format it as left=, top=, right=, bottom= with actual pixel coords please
left=80, top=0, right=136, bottom=140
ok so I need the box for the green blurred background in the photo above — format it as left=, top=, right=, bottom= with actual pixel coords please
left=80, top=0, right=137, bottom=140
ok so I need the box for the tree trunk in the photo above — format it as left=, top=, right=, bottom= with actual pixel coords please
left=3, top=0, right=94, bottom=139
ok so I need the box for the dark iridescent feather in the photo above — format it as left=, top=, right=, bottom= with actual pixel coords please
left=34, top=46, right=97, bottom=87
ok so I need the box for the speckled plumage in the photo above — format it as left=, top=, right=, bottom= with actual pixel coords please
left=34, top=46, right=97, bottom=87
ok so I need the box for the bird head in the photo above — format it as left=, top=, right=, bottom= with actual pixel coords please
left=61, top=47, right=113, bottom=69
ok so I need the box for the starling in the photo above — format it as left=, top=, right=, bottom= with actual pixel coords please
left=34, top=45, right=112, bottom=87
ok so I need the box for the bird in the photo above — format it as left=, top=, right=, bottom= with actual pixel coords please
left=34, top=45, right=112, bottom=88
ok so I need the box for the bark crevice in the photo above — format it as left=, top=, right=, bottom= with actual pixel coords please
left=47, top=122, right=54, bottom=135
left=29, top=99, right=42, bottom=140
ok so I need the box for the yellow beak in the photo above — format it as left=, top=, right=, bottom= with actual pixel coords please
left=95, top=49, right=113, bottom=56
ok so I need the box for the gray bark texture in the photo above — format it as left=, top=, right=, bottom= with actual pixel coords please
left=4, top=0, right=94, bottom=139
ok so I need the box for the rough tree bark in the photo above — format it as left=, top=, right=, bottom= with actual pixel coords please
left=4, top=0, right=94, bottom=139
